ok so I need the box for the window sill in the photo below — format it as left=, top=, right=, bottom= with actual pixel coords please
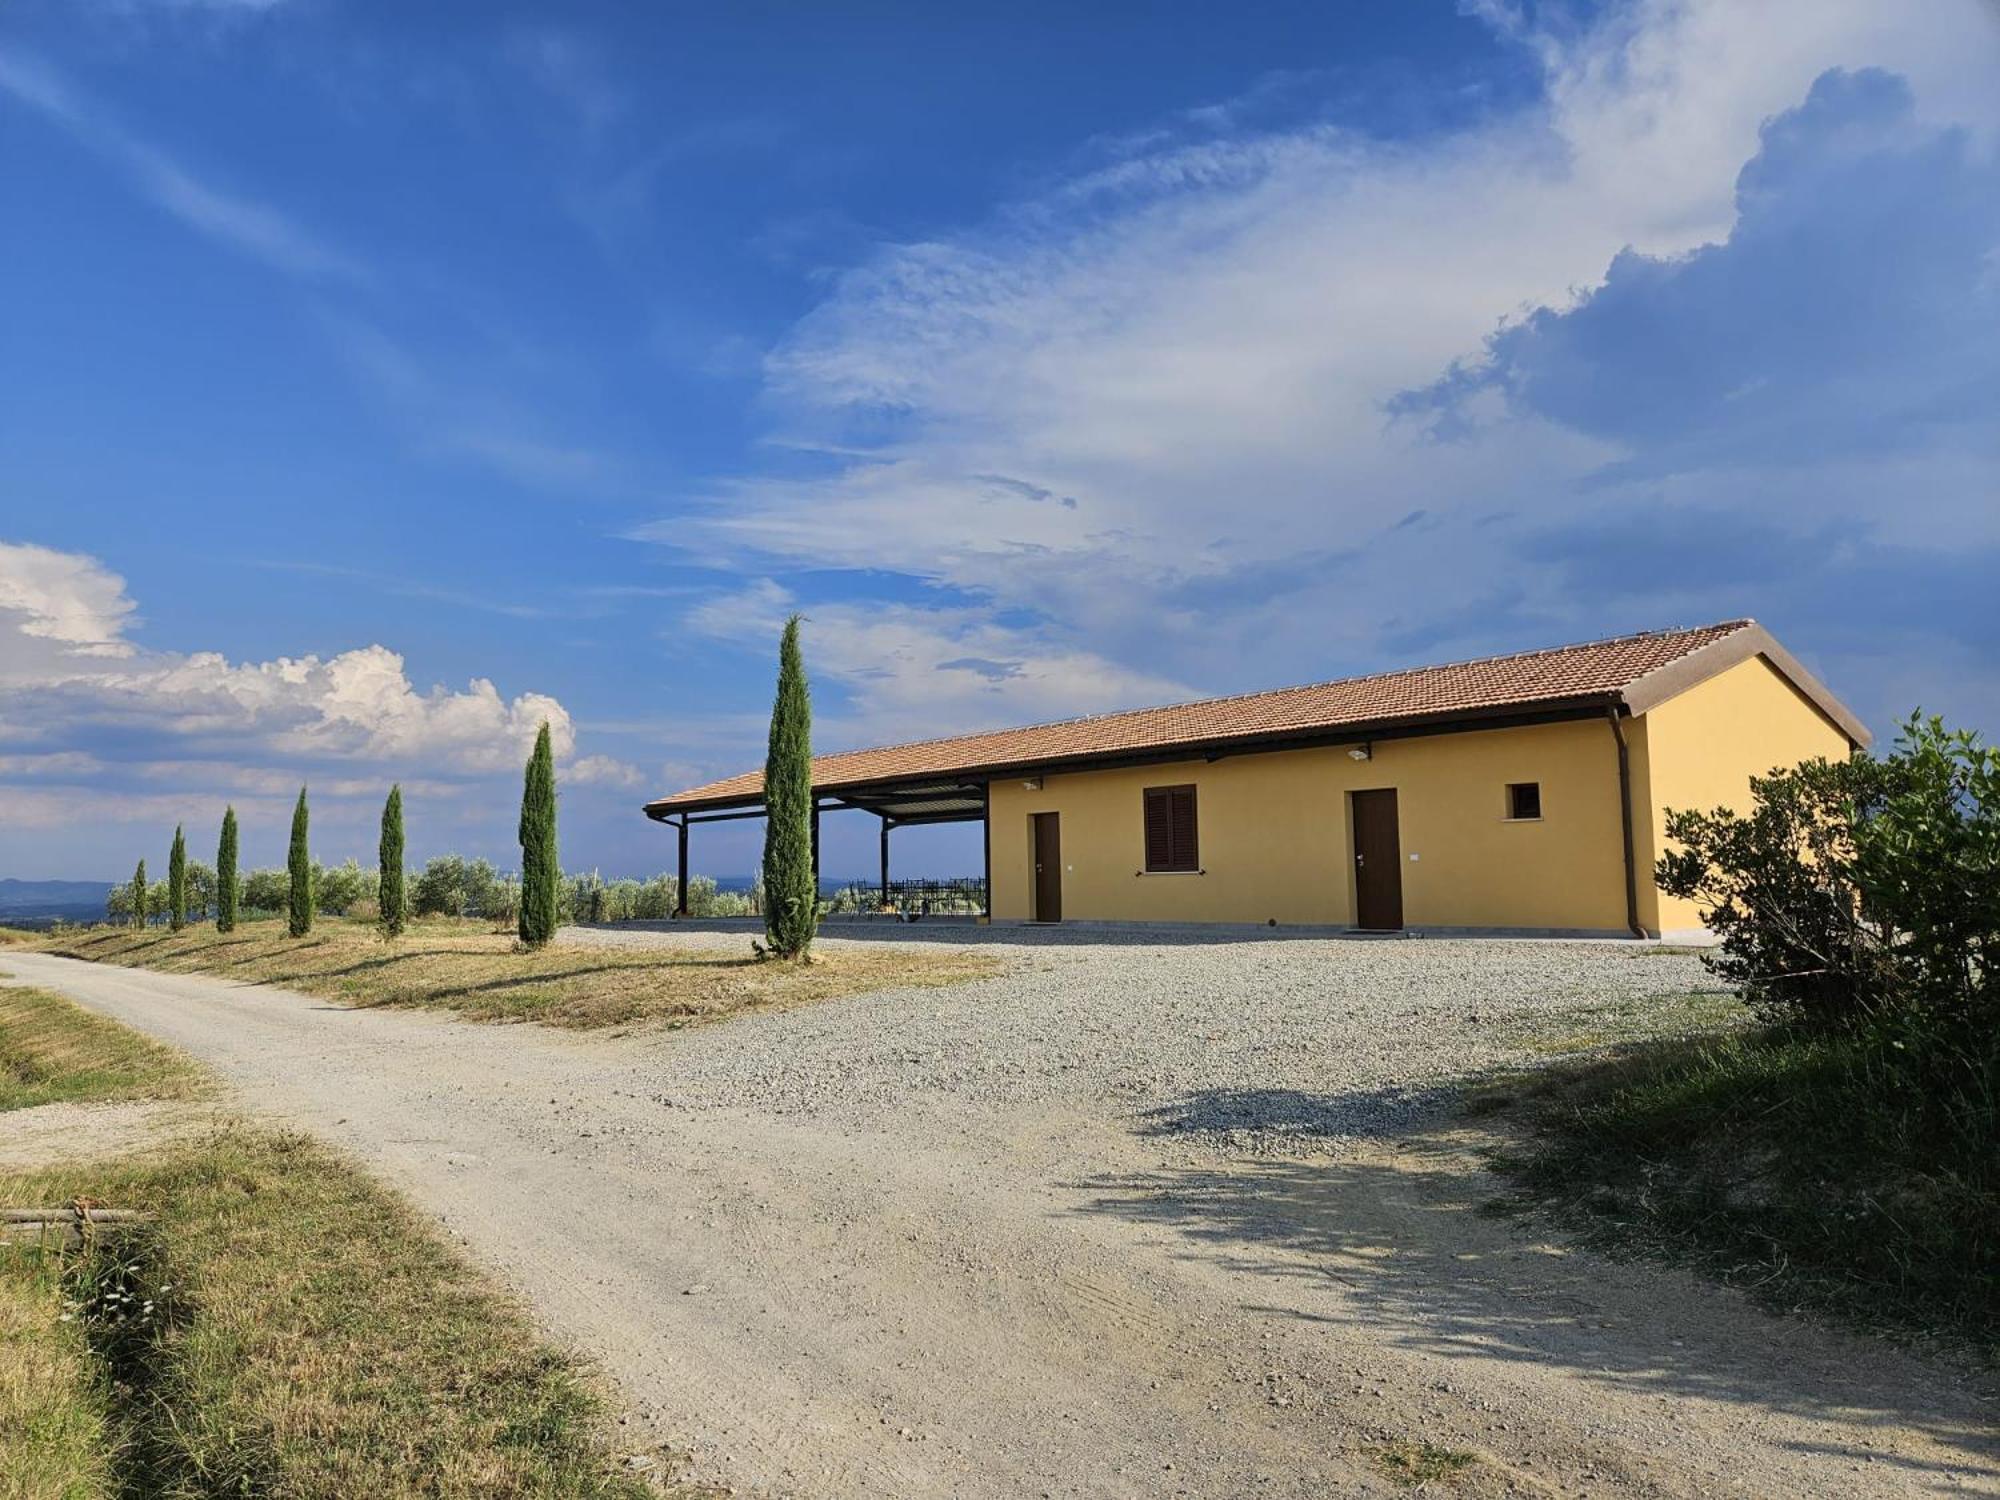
left=1502, top=816, right=1543, bottom=823
left=1136, top=868, right=1205, bottom=876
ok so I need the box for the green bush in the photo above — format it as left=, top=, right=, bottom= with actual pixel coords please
left=314, top=859, right=376, bottom=917
left=1621, top=713, right=1999, bottom=1342
left=1660, top=714, right=1996, bottom=1037
left=241, top=868, right=290, bottom=914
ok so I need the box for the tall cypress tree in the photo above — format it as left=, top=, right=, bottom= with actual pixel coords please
left=761, top=614, right=816, bottom=958
left=167, top=825, right=188, bottom=932
left=379, top=785, right=406, bottom=938
left=216, top=806, right=239, bottom=933
left=287, top=786, right=314, bottom=938
left=517, top=723, right=558, bottom=948
left=131, top=859, right=148, bottom=929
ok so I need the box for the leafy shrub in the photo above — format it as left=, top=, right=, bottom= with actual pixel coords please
left=240, top=869, right=290, bottom=915
left=1852, top=717, right=1999, bottom=1029
left=410, top=855, right=504, bottom=919
left=314, top=859, right=376, bottom=917
left=1660, top=715, right=1996, bottom=1036
left=1658, top=754, right=1890, bottom=1031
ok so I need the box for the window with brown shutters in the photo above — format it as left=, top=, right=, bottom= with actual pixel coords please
left=1143, top=785, right=1199, bottom=872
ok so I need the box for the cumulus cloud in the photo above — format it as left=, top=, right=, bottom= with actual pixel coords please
left=569, top=754, right=649, bottom=789
left=644, top=0, right=2000, bottom=730
left=0, top=541, right=620, bottom=862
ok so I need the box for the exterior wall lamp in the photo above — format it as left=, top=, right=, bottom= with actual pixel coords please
left=1348, top=743, right=1373, bottom=762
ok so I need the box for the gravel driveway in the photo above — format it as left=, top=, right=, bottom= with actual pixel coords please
left=568, top=924, right=1714, bottom=1154
left=7, top=932, right=1994, bottom=1500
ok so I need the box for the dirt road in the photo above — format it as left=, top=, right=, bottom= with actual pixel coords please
left=6, top=943, right=1993, bottom=1498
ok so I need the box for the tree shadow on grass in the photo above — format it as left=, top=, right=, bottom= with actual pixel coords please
left=1072, top=1087, right=2000, bottom=1482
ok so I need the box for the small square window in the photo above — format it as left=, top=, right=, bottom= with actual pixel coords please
left=1506, top=782, right=1542, bottom=821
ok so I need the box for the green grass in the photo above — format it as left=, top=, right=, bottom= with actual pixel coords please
left=0, top=985, right=205, bottom=1112
left=1488, top=1018, right=1999, bottom=1354
left=1370, top=1439, right=1481, bottom=1486
left=1492, top=986, right=1746, bottom=1058
left=0, top=1248, right=114, bottom=1500
left=0, top=984, right=676, bottom=1498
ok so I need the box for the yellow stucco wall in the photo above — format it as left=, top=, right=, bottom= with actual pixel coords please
left=1632, top=654, right=1856, bottom=937
left=987, top=717, right=1634, bottom=931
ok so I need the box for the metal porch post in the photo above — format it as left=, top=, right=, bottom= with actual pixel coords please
left=675, top=817, right=689, bottom=918
left=981, top=781, right=992, bottom=920
left=810, top=802, right=821, bottom=890
left=879, top=815, right=892, bottom=910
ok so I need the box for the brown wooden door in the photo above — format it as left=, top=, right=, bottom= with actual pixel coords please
left=1032, top=812, right=1062, bottom=922
left=1351, top=789, right=1403, bottom=930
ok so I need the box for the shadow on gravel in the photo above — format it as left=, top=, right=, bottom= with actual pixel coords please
left=1135, top=1085, right=1459, bottom=1149
left=1073, top=1097, right=2000, bottom=1483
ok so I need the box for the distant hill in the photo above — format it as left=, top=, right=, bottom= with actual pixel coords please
left=0, top=878, right=114, bottom=926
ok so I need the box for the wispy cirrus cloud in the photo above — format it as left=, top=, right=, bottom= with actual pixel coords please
left=0, top=46, right=363, bottom=281
left=642, top=0, right=2000, bottom=737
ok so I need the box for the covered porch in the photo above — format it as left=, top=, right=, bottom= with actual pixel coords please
left=644, top=773, right=992, bottom=919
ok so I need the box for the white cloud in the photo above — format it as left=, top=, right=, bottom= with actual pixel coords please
left=0, top=541, right=579, bottom=778
left=687, top=580, right=1194, bottom=750
left=569, top=754, right=648, bottom=789
left=643, top=0, right=2000, bottom=714
left=0, top=541, right=137, bottom=657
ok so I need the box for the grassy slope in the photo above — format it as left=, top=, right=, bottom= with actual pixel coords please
left=39, top=918, right=995, bottom=1029
left=0, top=985, right=675, bottom=1499
left=1486, top=1018, right=1999, bottom=1354
left=0, top=985, right=205, bottom=1112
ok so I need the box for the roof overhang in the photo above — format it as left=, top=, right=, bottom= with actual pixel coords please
left=1618, top=622, right=1872, bottom=748
left=642, top=696, right=1627, bottom=821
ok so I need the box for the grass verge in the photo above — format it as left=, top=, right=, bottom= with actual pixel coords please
left=1484, top=1019, right=1999, bottom=1355
left=0, top=985, right=205, bottom=1112
left=2, top=987, right=674, bottom=1498
left=36, top=917, right=998, bottom=1030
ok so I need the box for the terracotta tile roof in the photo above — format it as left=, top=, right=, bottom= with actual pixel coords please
left=646, top=620, right=1758, bottom=812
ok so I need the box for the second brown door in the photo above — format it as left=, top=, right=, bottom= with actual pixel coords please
left=1032, top=811, right=1062, bottom=922
left=1351, top=789, right=1403, bottom=930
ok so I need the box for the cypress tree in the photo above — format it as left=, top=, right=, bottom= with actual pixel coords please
left=216, top=807, right=239, bottom=933
left=517, top=723, right=559, bottom=948
left=131, top=859, right=148, bottom=929
left=287, top=786, right=313, bottom=938
left=167, top=825, right=188, bottom=932
left=379, top=785, right=406, bottom=938
left=761, top=614, right=816, bottom=958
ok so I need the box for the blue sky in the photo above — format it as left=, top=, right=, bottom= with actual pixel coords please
left=2, top=0, right=1997, bottom=883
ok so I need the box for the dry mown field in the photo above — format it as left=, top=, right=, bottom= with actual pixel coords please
left=34, top=919, right=998, bottom=1030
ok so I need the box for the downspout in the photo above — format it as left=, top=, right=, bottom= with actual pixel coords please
left=1605, top=705, right=1648, bottom=940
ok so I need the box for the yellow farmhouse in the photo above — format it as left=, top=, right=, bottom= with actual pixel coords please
left=645, top=620, right=1868, bottom=939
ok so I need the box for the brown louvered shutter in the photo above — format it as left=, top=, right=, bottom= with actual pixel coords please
left=1143, top=785, right=1198, bottom=871
left=1169, top=786, right=1198, bottom=870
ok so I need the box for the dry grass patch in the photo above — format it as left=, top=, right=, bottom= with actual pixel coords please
left=38, top=918, right=998, bottom=1030
left=0, top=1249, right=113, bottom=1500
left=0, top=985, right=205, bottom=1113
left=0, top=983, right=675, bottom=1498
left=2, top=1128, right=666, bottom=1499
